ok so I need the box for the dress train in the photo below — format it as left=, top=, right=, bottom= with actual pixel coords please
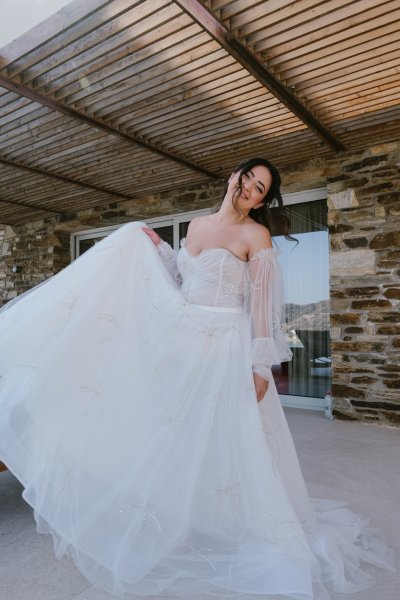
left=0, top=222, right=394, bottom=599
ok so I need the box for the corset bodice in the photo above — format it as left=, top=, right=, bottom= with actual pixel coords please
left=177, top=245, right=246, bottom=308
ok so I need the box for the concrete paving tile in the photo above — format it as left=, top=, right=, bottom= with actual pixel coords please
left=284, top=407, right=337, bottom=448
left=73, top=587, right=119, bottom=600
left=0, top=472, right=91, bottom=600
left=321, top=418, right=399, bottom=443
left=74, top=588, right=178, bottom=600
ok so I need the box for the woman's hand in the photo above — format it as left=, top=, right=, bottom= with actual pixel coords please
left=142, top=227, right=161, bottom=246
left=253, top=372, right=269, bottom=403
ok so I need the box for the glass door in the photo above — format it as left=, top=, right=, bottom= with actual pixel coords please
left=272, top=192, right=330, bottom=410
left=71, top=210, right=211, bottom=260
left=71, top=196, right=329, bottom=412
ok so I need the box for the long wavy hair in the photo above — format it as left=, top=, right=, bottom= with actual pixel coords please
left=220, top=157, right=292, bottom=238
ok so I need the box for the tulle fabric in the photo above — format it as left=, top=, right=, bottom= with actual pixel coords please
left=159, top=238, right=292, bottom=380
left=245, top=249, right=292, bottom=379
left=0, top=221, right=394, bottom=599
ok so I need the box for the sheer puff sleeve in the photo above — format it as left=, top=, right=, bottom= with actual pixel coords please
left=157, top=240, right=182, bottom=287
left=245, top=248, right=292, bottom=380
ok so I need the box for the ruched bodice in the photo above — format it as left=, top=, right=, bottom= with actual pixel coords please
left=177, top=244, right=246, bottom=308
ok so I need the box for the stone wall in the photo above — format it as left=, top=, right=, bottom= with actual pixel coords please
left=1, top=145, right=399, bottom=425
left=0, top=181, right=223, bottom=305
left=326, top=142, right=400, bottom=425
left=0, top=225, right=17, bottom=304
left=0, top=219, right=70, bottom=305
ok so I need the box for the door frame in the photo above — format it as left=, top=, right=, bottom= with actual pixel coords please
left=279, top=187, right=328, bottom=411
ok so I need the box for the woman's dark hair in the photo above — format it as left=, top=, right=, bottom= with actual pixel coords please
left=221, top=157, right=292, bottom=238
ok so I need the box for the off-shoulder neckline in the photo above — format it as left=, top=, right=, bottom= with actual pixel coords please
left=180, top=238, right=277, bottom=264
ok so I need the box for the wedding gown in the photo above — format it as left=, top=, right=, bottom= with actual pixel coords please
left=0, top=221, right=394, bottom=599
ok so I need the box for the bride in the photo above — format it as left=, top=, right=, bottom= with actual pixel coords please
left=0, top=158, right=394, bottom=599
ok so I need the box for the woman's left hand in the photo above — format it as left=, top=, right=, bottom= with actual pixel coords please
left=142, top=227, right=161, bottom=245
left=253, top=372, right=269, bottom=403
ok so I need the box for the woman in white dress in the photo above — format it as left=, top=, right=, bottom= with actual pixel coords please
left=0, top=158, right=394, bottom=599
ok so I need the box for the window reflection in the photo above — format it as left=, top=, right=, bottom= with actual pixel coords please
left=78, top=236, right=104, bottom=255
left=153, top=225, right=173, bottom=247
left=272, top=200, right=330, bottom=399
left=179, top=221, right=190, bottom=241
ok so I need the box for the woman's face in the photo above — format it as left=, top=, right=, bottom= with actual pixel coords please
left=228, top=164, right=272, bottom=211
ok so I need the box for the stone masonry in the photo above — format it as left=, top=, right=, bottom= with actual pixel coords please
left=1, top=144, right=399, bottom=425
left=326, top=142, right=400, bottom=425
left=0, top=182, right=223, bottom=304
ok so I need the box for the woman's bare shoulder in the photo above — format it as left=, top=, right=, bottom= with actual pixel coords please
left=245, top=221, right=272, bottom=253
left=190, top=215, right=211, bottom=226
left=186, top=215, right=210, bottom=235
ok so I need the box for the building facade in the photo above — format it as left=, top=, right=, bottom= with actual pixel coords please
left=1, top=141, right=399, bottom=425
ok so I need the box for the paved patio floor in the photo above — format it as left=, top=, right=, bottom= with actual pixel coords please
left=0, top=408, right=399, bottom=600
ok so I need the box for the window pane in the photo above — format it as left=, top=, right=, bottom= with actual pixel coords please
left=272, top=200, right=330, bottom=399
left=282, top=199, right=327, bottom=234
left=153, top=225, right=173, bottom=246
left=78, top=236, right=105, bottom=256
left=179, top=221, right=190, bottom=240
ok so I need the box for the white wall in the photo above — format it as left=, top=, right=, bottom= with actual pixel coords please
left=0, top=0, right=74, bottom=47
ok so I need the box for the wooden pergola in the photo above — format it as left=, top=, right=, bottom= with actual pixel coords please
left=0, top=0, right=399, bottom=225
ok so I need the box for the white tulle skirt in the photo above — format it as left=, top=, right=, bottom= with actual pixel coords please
left=0, top=222, right=394, bottom=599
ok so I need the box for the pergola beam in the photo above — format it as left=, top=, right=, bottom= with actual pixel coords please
left=0, top=157, right=135, bottom=201
left=174, top=0, right=346, bottom=152
left=0, top=75, right=221, bottom=180
left=0, top=196, right=65, bottom=215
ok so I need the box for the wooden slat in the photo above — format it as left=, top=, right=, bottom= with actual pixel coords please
left=0, top=98, right=43, bottom=127
left=46, top=20, right=199, bottom=99
left=0, top=90, right=30, bottom=110
left=293, top=55, right=400, bottom=92
left=220, top=0, right=291, bottom=21
left=0, top=115, right=82, bottom=151
left=0, top=196, right=65, bottom=215
left=0, top=102, right=51, bottom=135
left=173, top=0, right=345, bottom=151
left=162, top=113, right=302, bottom=150
left=101, top=68, right=256, bottom=125
left=304, top=73, right=400, bottom=103
left=124, top=83, right=266, bottom=131
left=1, top=0, right=400, bottom=226
left=134, top=96, right=282, bottom=138
left=231, top=0, right=328, bottom=33
left=0, top=74, right=220, bottom=179
left=181, top=122, right=307, bottom=154
left=0, top=157, right=135, bottom=200
left=281, top=42, right=400, bottom=83
left=20, top=0, right=179, bottom=87
left=333, top=105, right=400, bottom=131
left=2, top=0, right=143, bottom=74
left=317, top=90, right=400, bottom=119
left=195, top=130, right=330, bottom=165
left=244, top=0, right=389, bottom=46
left=149, top=105, right=299, bottom=143
left=270, top=19, right=400, bottom=68
left=91, top=58, right=243, bottom=120
left=6, top=125, right=112, bottom=163
left=258, top=2, right=399, bottom=56
left=1, top=123, right=92, bottom=158
left=69, top=42, right=226, bottom=111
